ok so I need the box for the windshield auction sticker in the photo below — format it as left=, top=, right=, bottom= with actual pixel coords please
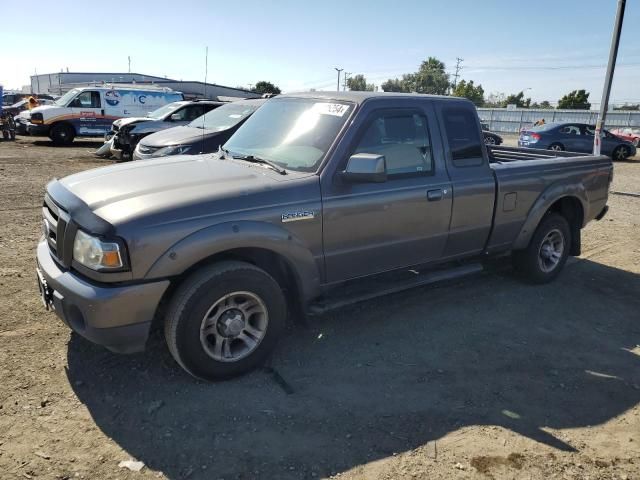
left=312, top=103, right=349, bottom=117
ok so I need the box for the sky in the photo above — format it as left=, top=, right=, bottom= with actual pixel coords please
left=2, top=0, right=640, bottom=106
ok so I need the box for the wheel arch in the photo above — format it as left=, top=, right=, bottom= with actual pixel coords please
left=145, top=221, right=322, bottom=323
left=513, top=187, right=587, bottom=255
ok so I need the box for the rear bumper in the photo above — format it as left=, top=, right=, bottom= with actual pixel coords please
left=36, top=240, right=170, bottom=353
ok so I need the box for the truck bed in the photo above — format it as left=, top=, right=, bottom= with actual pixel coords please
left=484, top=145, right=612, bottom=254
left=487, top=145, right=585, bottom=163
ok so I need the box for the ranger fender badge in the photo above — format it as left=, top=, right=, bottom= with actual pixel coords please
left=281, top=211, right=315, bottom=223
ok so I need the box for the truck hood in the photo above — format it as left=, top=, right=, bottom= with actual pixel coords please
left=58, top=154, right=295, bottom=226
left=141, top=125, right=221, bottom=147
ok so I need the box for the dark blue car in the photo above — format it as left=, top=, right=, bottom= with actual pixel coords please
left=519, top=122, right=636, bottom=160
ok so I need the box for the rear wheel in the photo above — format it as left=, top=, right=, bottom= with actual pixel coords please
left=512, top=213, right=571, bottom=284
left=164, top=261, right=287, bottom=381
left=612, top=145, right=630, bottom=161
left=548, top=143, right=564, bottom=152
left=50, top=123, right=75, bottom=145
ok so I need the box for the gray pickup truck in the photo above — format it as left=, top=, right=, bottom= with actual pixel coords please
left=36, top=92, right=612, bottom=380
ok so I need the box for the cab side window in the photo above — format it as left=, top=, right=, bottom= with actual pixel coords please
left=442, top=107, right=484, bottom=166
left=170, top=106, right=203, bottom=121
left=354, top=112, right=433, bottom=176
left=70, top=91, right=101, bottom=108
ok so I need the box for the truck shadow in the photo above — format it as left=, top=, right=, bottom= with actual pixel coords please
left=31, top=140, right=104, bottom=149
left=66, top=258, right=640, bottom=479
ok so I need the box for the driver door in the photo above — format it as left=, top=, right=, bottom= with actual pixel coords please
left=321, top=105, right=453, bottom=282
left=69, top=90, right=109, bottom=135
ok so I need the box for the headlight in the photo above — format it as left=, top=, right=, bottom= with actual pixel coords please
left=152, top=144, right=192, bottom=157
left=73, top=230, right=124, bottom=270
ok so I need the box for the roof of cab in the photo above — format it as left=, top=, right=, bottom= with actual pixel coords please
left=279, top=91, right=472, bottom=105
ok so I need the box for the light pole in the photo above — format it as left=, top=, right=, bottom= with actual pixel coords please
left=334, top=67, right=343, bottom=92
left=594, top=0, right=626, bottom=155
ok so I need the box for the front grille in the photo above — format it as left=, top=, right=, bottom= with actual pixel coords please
left=43, top=195, right=69, bottom=265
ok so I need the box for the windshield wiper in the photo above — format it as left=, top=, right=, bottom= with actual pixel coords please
left=223, top=150, right=287, bottom=175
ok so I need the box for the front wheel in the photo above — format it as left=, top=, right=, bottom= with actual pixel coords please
left=164, top=261, right=287, bottom=381
left=512, top=213, right=571, bottom=284
left=612, top=145, right=630, bottom=161
left=50, top=123, right=75, bottom=145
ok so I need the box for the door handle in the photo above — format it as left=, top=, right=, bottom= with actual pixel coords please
left=427, top=189, right=443, bottom=201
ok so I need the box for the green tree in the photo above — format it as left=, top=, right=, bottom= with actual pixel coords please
left=252, top=81, right=281, bottom=95
left=381, top=57, right=450, bottom=95
left=381, top=77, right=408, bottom=92
left=503, top=91, right=531, bottom=108
left=347, top=74, right=375, bottom=92
left=557, top=90, right=590, bottom=109
left=452, top=79, right=485, bottom=106
left=531, top=100, right=553, bottom=109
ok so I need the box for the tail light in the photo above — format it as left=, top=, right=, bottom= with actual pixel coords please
left=530, top=133, right=541, bottom=141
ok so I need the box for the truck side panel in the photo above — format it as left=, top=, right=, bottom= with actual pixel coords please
left=488, top=155, right=612, bottom=253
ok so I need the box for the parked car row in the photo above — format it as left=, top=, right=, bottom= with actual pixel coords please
left=24, top=85, right=184, bottom=144
left=133, top=98, right=266, bottom=160
left=106, top=99, right=224, bottom=159
left=518, top=122, right=637, bottom=160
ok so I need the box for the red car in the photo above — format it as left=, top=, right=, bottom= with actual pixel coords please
left=611, top=128, right=640, bottom=147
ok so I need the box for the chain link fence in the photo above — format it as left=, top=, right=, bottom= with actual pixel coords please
left=477, top=108, right=640, bottom=133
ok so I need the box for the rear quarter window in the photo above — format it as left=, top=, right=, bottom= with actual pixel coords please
left=442, top=107, right=484, bottom=167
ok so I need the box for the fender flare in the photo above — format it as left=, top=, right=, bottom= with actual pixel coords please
left=512, top=182, right=588, bottom=251
left=144, top=221, right=322, bottom=301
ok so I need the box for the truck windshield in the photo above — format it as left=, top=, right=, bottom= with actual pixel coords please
left=54, top=89, right=81, bottom=106
left=148, top=102, right=182, bottom=120
left=223, top=97, right=353, bottom=172
left=189, top=101, right=262, bottom=131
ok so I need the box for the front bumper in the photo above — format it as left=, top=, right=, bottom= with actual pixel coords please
left=36, top=240, right=170, bottom=353
left=27, top=123, right=50, bottom=136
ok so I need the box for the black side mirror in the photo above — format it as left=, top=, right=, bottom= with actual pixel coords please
left=340, top=153, right=387, bottom=183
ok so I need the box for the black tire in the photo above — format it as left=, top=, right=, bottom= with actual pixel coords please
left=548, top=143, right=564, bottom=152
left=50, top=123, right=75, bottom=145
left=612, top=145, right=630, bottom=161
left=164, top=261, right=287, bottom=381
left=512, top=213, right=571, bottom=284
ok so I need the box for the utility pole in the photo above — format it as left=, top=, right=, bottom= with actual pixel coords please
left=343, top=72, right=352, bottom=91
left=204, top=46, right=208, bottom=99
left=453, top=57, right=463, bottom=90
left=334, top=67, right=343, bottom=92
left=594, top=0, right=626, bottom=155
left=128, top=56, right=131, bottom=74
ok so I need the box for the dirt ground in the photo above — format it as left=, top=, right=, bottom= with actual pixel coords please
left=0, top=135, right=639, bottom=480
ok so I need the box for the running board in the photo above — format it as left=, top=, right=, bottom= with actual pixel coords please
left=308, top=263, right=484, bottom=315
